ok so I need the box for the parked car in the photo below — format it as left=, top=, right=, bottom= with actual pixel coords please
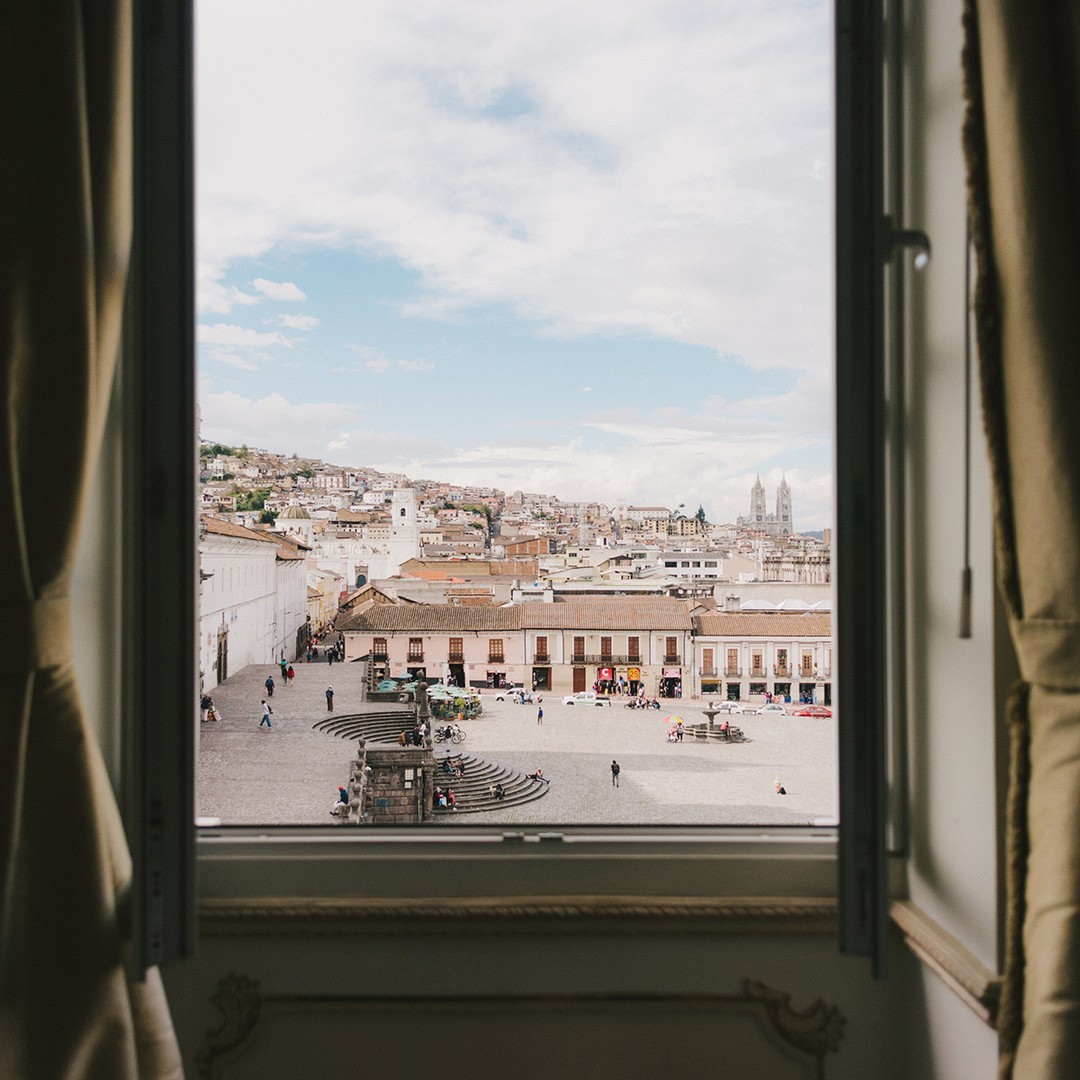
left=751, top=703, right=789, bottom=716
left=561, top=691, right=611, bottom=706
left=715, top=701, right=746, bottom=714
left=494, top=687, right=533, bottom=702
left=793, top=704, right=832, bottom=718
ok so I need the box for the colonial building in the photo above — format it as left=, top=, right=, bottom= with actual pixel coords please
left=692, top=611, right=832, bottom=705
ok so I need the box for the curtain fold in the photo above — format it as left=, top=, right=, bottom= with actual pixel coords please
left=964, top=1, right=1080, bottom=1076
left=0, top=2, right=182, bottom=1077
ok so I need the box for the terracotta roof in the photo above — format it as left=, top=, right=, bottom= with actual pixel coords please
left=336, top=604, right=523, bottom=633
left=520, top=597, right=693, bottom=630
left=693, top=613, right=832, bottom=637
left=201, top=516, right=280, bottom=545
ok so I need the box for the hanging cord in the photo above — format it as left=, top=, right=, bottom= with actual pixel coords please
left=959, top=213, right=974, bottom=639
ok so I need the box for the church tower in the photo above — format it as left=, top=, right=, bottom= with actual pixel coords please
left=776, top=477, right=793, bottom=535
left=750, top=476, right=767, bottom=528
left=387, top=486, right=421, bottom=571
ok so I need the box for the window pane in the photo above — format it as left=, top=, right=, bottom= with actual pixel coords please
left=195, top=0, right=835, bottom=829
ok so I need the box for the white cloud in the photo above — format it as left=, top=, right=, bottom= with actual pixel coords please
left=207, top=349, right=260, bottom=372
left=365, top=357, right=392, bottom=373
left=252, top=278, right=307, bottom=301
left=197, top=323, right=294, bottom=349
left=276, top=313, right=320, bottom=330
left=196, top=1, right=831, bottom=374
left=198, top=278, right=260, bottom=316
left=396, top=358, right=434, bottom=372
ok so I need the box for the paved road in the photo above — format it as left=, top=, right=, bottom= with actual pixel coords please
left=197, top=664, right=838, bottom=827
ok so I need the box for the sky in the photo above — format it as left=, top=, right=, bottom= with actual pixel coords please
left=196, top=0, right=833, bottom=529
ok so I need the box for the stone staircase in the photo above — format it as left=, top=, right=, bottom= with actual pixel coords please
left=312, top=711, right=549, bottom=815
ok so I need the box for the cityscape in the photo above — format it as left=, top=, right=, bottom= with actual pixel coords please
left=196, top=441, right=835, bottom=829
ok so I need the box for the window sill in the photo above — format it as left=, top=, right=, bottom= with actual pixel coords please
left=197, top=826, right=839, bottom=935
left=891, top=900, right=1002, bottom=1027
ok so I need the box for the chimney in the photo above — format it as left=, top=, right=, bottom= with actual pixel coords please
left=723, top=593, right=741, bottom=613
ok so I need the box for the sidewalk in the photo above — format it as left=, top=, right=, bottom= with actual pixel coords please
left=197, top=659, right=366, bottom=824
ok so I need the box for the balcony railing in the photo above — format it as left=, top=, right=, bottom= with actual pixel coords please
left=533, top=654, right=550, bottom=664
left=663, top=654, right=681, bottom=665
left=773, top=666, right=791, bottom=677
left=750, top=668, right=765, bottom=678
left=447, top=653, right=464, bottom=663
left=574, top=653, right=642, bottom=665
left=487, top=655, right=505, bottom=664
left=371, top=651, right=389, bottom=661
left=700, top=669, right=717, bottom=678
left=407, top=653, right=424, bottom=663
left=724, top=668, right=742, bottom=677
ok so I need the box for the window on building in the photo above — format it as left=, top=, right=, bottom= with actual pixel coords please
left=448, top=637, right=464, bottom=661
left=407, top=638, right=423, bottom=662
left=372, top=637, right=388, bottom=659
left=488, top=639, right=504, bottom=663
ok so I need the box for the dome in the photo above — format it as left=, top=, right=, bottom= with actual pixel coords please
left=278, top=503, right=311, bottom=520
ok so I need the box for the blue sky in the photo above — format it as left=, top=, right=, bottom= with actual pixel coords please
left=196, top=0, right=833, bottom=528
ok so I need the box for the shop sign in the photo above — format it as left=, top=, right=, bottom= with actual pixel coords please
left=662, top=667, right=681, bottom=677
left=598, top=667, right=614, bottom=679
left=627, top=667, right=641, bottom=681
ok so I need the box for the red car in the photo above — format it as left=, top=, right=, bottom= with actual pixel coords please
left=793, top=704, right=832, bottom=718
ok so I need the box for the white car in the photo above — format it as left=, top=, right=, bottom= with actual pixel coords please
left=715, top=701, right=746, bottom=714
left=494, top=687, right=531, bottom=702
left=561, top=691, right=611, bottom=707
left=752, top=702, right=789, bottom=716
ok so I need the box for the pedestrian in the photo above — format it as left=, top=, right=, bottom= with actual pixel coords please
left=279, top=657, right=288, bottom=678
left=537, top=702, right=543, bottom=724
left=265, top=673, right=275, bottom=697
left=259, top=699, right=272, bottom=729
left=325, top=685, right=334, bottom=711
left=330, top=785, right=349, bottom=817
left=327, top=650, right=334, bottom=666
left=774, top=776, right=787, bottom=795
left=611, top=760, right=620, bottom=787
left=287, top=664, right=295, bottom=684
left=200, top=692, right=212, bottom=722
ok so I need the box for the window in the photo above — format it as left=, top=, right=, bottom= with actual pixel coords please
left=372, top=637, right=388, bottom=660
left=179, top=0, right=860, bottom=914
left=534, top=636, right=548, bottom=662
left=407, top=638, right=423, bottom=662
left=448, top=637, right=464, bottom=662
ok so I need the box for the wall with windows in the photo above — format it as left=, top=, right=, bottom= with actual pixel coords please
left=62, top=0, right=1004, bottom=1074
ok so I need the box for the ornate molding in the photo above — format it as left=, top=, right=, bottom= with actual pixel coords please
left=194, top=973, right=261, bottom=1078
left=745, top=979, right=846, bottom=1059
left=890, top=900, right=1002, bottom=1027
left=195, top=975, right=845, bottom=1079
left=199, top=894, right=837, bottom=936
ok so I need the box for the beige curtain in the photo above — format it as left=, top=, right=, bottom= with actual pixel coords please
left=964, top=1, right=1080, bottom=1077
left=0, top=3, right=182, bottom=1077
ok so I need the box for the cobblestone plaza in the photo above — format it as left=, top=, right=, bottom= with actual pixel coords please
left=197, top=661, right=838, bottom=827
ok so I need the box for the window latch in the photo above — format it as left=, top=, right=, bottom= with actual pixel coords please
left=885, top=217, right=931, bottom=270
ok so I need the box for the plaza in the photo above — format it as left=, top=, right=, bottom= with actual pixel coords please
left=197, top=662, right=838, bottom=828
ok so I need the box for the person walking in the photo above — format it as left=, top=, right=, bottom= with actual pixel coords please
left=325, top=685, right=334, bottom=711
left=279, top=657, right=288, bottom=679
left=264, top=673, right=275, bottom=698
left=286, top=664, right=295, bottom=685
left=611, top=760, right=620, bottom=787
left=259, top=699, right=273, bottom=729
left=200, top=692, right=212, bottom=723
left=537, top=701, right=543, bottom=724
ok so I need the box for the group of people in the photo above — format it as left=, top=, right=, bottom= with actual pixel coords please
left=398, top=719, right=428, bottom=746
left=304, top=631, right=344, bottom=665
left=440, top=755, right=466, bottom=779
left=625, top=697, right=662, bottom=710
left=593, top=677, right=637, bottom=696
left=763, top=690, right=792, bottom=705
left=434, top=785, right=458, bottom=809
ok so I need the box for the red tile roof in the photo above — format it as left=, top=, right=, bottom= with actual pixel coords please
left=693, top=613, right=832, bottom=637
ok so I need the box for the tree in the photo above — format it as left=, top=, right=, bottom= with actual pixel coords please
left=695, top=505, right=707, bottom=524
